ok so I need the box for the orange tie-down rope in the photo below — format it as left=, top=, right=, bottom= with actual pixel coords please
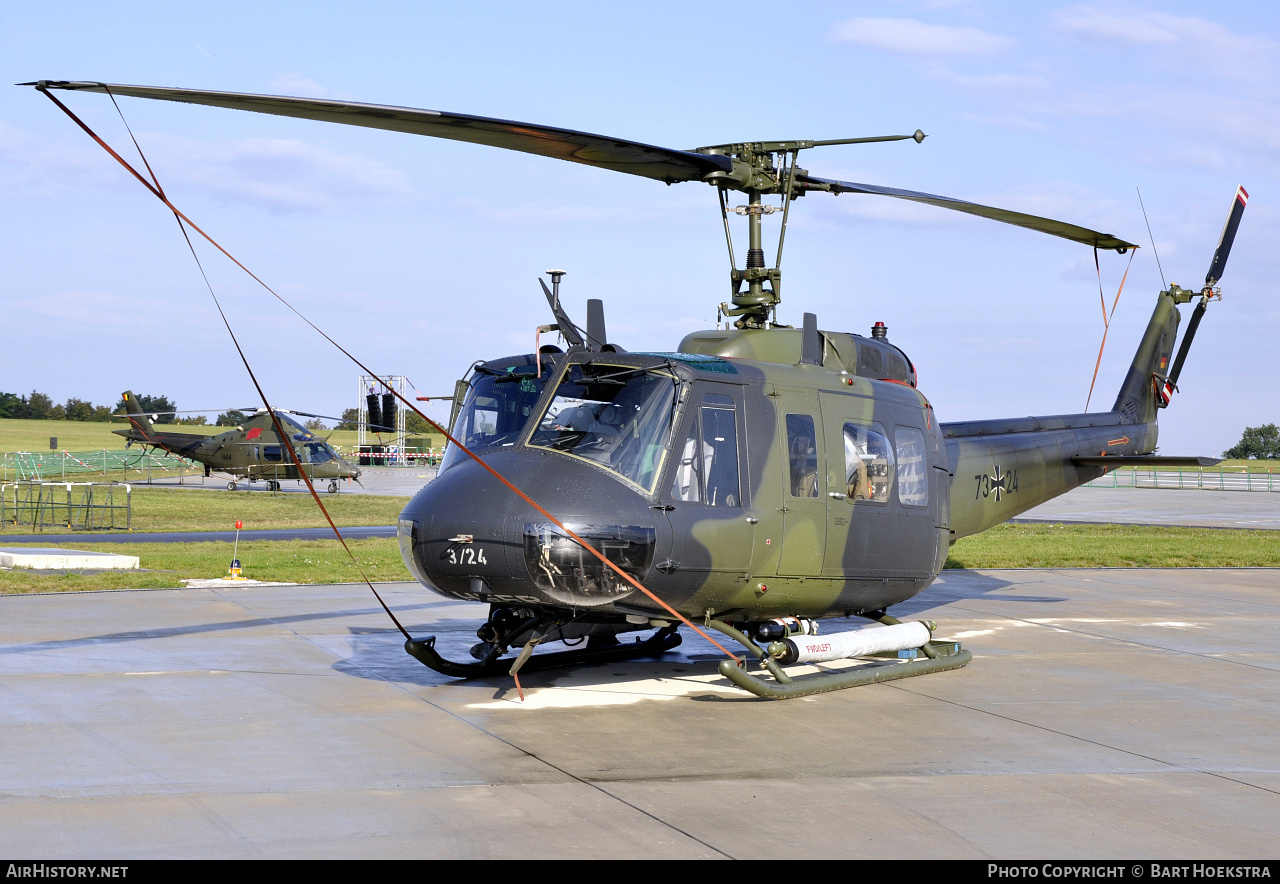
left=41, top=84, right=742, bottom=667
left=1085, top=246, right=1136, bottom=412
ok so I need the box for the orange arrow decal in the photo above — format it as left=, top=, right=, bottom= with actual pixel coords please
left=1108, top=436, right=1130, bottom=446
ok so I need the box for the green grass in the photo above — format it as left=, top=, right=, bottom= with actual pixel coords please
left=946, top=522, right=1280, bottom=569
left=2, top=522, right=1277, bottom=596
left=1107, top=459, right=1279, bottom=473
left=0, top=417, right=221, bottom=453
left=1, top=486, right=411, bottom=534
left=0, top=537, right=407, bottom=594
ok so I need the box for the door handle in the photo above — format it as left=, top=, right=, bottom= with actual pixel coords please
left=828, top=492, right=847, bottom=500
left=745, top=517, right=759, bottom=524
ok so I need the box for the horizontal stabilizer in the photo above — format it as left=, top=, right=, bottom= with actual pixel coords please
left=1072, top=455, right=1223, bottom=468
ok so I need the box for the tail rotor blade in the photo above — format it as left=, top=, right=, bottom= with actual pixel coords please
left=1166, top=299, right=1206, bottom=389
left=1205, top=186, right=1248, bottom=286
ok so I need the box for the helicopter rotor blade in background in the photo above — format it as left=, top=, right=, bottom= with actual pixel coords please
left=1205, top=186, right=1248, bottom=286
left=29, top=81, right=732, bottom=185
left=796, top=175, right=1138, bottom=252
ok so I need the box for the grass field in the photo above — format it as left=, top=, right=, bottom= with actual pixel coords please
left=0, top=537, right=407, bottom=593
left=945, top=522, right=1280, bottom=569
left=1, top=485, right=411, bottom=534
left=0, top=417, right=213, bottom=453
left=1, top=522, right=1277, bottom=595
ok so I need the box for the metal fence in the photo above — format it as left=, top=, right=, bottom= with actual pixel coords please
left=0, top=482, right=132, bottom=531
left=1085, top=467, right=1279, bottom=492
left=1, top=449, right=201, bottom=482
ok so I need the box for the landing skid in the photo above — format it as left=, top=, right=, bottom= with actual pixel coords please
left=405, top=625, right=683, bottom=679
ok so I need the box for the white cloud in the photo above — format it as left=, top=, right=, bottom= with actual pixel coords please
left=961, top=112, right=1049, bottom=130
left=0, top=123, right=415, bottom=213
left=833, top=17, right=1013, bottom=55
left=930, top=69, right=1050, bottom=93
left=1051, top=6, right=1275, bottom=79
left=136, top=133, right=415, bottom=213
left=0, top=123, right=127, bottom=196
left=267, top=74, right=331, bottom=99
left=12, top=290, right=208, bottom=330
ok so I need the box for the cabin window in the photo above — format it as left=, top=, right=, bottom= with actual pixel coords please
left=670, top=394, right=740, bottom=507
left=530, top=363, right=677, bottom=492
left=439, top=365, right=547, bottom=473
left=263, top=445, right=283, bottom=463
left=785, top=414, right=819, bottom=498
left=895, top=427, right=929, bottom=507
left=842, top=423, right=893, bottom=503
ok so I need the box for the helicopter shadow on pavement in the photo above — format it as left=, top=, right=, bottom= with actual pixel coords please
left=331, top=618, right=744, bottom=700
left=329, top=572, right=1072, bottom=697
left=890, top=569, right=1069, bottom=619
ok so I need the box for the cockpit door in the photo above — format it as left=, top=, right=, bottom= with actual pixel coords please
left=660, top=384, right=754, bottom=579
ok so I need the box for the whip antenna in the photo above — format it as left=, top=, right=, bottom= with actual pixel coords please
left=1137, top=187, right=1167, bottom=291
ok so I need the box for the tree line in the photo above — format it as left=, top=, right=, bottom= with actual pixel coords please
left=0, top=391, right=244, bottom=426
left=1225, top=424, right=1280, bottom=460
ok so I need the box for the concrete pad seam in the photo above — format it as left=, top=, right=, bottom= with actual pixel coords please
left=882, top=681, right=1280, bottom=800
left=949, top=604, right=1280, bottom=676
left=207, top=586, right=739, bottom=860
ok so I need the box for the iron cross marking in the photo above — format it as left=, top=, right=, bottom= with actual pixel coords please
left=975, top=465, right=1017, bottom=501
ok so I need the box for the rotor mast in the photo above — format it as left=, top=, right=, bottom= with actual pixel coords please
left=700, top=131, right=926, bottom=328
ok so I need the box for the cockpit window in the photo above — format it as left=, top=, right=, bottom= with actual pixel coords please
left=529, top=363, right=677, bottom=492
left=439, top=366, right=547, bottom=472
left=305, top=442, right=336, bottom=464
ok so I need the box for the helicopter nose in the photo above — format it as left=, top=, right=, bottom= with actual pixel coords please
left=397, top=451, right=665, bottom=609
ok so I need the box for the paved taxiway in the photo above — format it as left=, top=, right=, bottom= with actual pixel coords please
left=1, top=569, right=1276, bottom=859
left=1014, top=485, right=1280, bottom=530
left=135, top=466, right=436, bottom=497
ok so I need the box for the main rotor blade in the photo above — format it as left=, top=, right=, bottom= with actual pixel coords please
left=1205, top=185, right=1248, bottom=286
left=30, top=81, right=732, bottom=185
left=796, top=174, right=1138, bottom=252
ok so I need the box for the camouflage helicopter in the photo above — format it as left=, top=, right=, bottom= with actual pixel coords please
left=33, top=82, right=1242, bottom=699
left=114, top=390, right=361, bottom=493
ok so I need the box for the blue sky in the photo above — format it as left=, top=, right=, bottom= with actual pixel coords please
left=2, top=1, right=1276, bottom=456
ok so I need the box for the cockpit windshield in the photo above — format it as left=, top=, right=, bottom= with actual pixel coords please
left=528, top=363, right=677, bottom=492
left=439, top=365, right=547, bottom=472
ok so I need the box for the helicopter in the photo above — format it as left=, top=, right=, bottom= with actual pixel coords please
left=30, top=82, right=1242, bottom=699
left=114, top=390, right=362, bottom=492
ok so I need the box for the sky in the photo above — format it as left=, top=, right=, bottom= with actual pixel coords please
left=2, top=1, right=1276, bottom=456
